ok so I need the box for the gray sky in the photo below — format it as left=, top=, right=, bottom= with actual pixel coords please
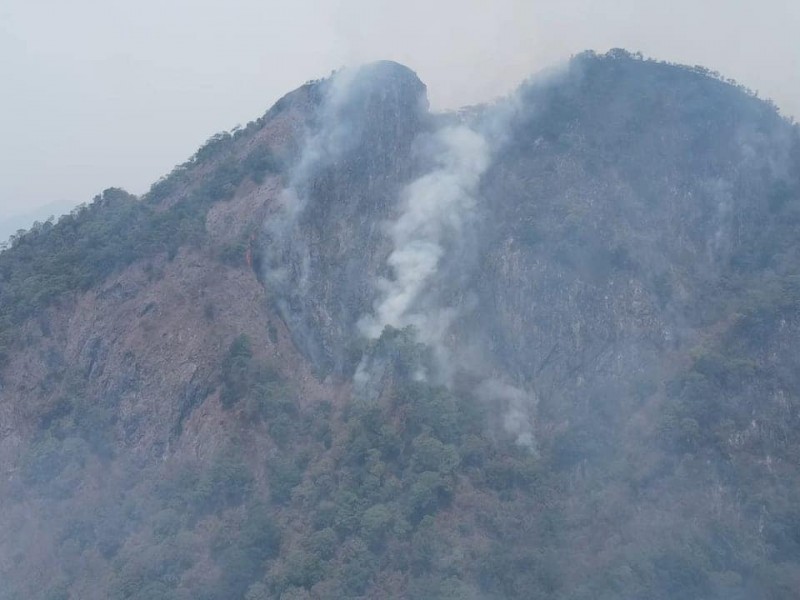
left=1, top=0, right=799, bottom=226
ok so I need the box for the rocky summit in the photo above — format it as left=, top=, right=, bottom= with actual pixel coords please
left=1, top=50, right=800, bottom=599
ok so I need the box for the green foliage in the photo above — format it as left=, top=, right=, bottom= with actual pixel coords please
left=220, top=334, right=255, bottom=407
left=35, top=377, right=117, bottom=459
left=283, top=549, right=325, bottom=589
left=198, top=449, right=255, bottom=512
left=269, top=456, right=303, bottom=505
left=109, top=535, right=195, bottom=600
left=241, top=505, right=282, bottom=561
left=359, top=503, right=394, bottom=548
left=338, top=538, right=376, bottom=596
left=244, top=583, right=270, bottom=600
left=251, top=338, right=546, bottom=597
left=220, top=334, right=292, bottom=423
left=151, top=509, right=182, bottom=540
left=405, top=471, right=453, bottom=524
left=213, top=544, right=264, bottom=599
left=410, top=433, right=460, bottom=474
left=156, top=448, right=254, bottom=517
left=0, top=131, right=279, bottom=363
left=306, top=527, right=338, bottom=560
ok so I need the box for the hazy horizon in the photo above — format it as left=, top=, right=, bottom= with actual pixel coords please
left=2, top=0, right=798, bottom=224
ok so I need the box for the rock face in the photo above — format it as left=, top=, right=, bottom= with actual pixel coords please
left=2, top=50, right=800, bottom=599
left=266, top=52, right=799, bottom=453
left=262, top=60, right=430, bottom=375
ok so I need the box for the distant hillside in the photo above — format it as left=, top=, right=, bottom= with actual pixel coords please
left=1, top=50, right=799, bottom=600
left=0, top=201, right=76, bottom=245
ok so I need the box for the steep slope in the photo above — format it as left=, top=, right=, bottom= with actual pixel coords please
left=1, top=51, right=800, bottom=599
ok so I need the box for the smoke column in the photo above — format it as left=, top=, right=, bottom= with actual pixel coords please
left=356, top=116, right=536, bottom=449
left=263, top=68, right=360, bottom=294
left=358, top=125, right=488, bottom=351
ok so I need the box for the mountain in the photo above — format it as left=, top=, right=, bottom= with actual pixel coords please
left=1, top=49, right=800, bottom=599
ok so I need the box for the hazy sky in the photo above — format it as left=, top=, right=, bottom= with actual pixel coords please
left=1, top=0, right=799, bottom=224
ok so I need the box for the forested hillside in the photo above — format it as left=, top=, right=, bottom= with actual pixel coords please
left=1, top=50, right=799, bottom=599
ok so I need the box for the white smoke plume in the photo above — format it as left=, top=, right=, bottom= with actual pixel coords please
left=476, top=379, right=537, bottom=451
left=357, top=125, right=489, bottom=348
left=356, top=118, right=537, bottom=450
left=263, top=67, right=360, bottom=291
left=264, top=64, right=538, bottom=450
left=261, top=66, right=385, bottom=368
